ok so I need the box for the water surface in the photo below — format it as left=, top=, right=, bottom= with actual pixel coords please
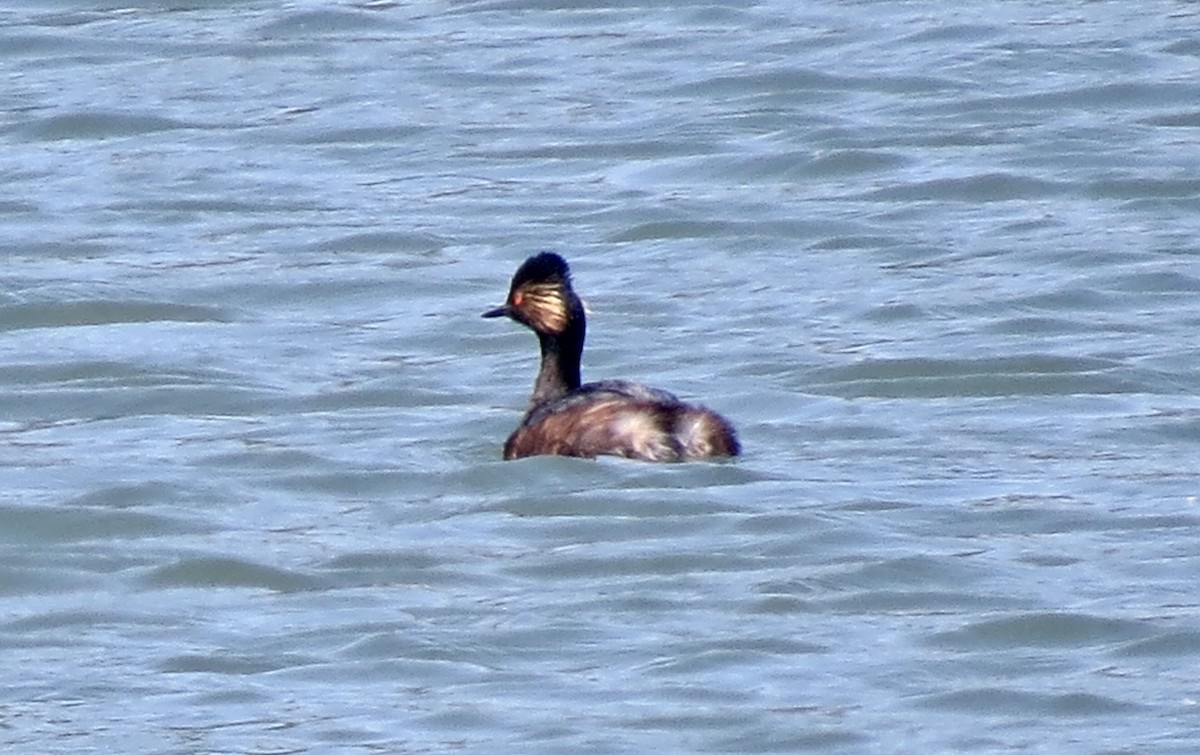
left=2, top=1, right=1200, bottom=752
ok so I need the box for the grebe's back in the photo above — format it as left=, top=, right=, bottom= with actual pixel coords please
left=504, top=380, right=740, bottom=462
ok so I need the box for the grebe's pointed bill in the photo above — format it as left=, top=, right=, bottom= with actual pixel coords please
left=482, top=304, right=510, bottom=319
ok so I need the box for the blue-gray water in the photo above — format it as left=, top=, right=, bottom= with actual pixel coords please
left=3, top=1, right=1200, bottom=752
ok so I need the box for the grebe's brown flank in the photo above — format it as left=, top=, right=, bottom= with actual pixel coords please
left=482, top=253, right=740, bottom=462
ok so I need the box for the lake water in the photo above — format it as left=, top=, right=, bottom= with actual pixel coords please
left=3, top=0, right=1200, bottom=752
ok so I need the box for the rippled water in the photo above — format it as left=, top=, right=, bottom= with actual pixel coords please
left=3, top=0, right=1200, bottom=752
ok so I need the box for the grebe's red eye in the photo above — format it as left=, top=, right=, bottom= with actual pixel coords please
left=512, top=291, right=524, bottom=307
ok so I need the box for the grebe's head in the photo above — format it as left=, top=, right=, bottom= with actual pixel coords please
left=482, top=252, right=581, bottom=335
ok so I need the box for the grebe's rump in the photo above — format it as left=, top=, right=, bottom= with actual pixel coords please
left=483, top=254, right=740, bottom=462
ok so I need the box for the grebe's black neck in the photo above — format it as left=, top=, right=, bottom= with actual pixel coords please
left=531, top=303, right=585, bottom=405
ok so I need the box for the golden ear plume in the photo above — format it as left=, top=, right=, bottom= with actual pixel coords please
left=515, top=283, right=569, bottom=333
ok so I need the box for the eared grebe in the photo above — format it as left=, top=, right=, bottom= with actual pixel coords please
left=482, top=253, right=740, bottom=462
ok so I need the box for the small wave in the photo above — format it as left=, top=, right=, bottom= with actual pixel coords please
left=143, top=555, right=325, bottom=592
left=0, top=300, right=231, bottom=331
left=16, top=111, right=190, bottom=141
left=927, top=612, right=1150, bottom=650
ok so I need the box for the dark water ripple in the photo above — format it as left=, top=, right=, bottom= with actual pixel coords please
left=3, top=0, right=1200, bottom=753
